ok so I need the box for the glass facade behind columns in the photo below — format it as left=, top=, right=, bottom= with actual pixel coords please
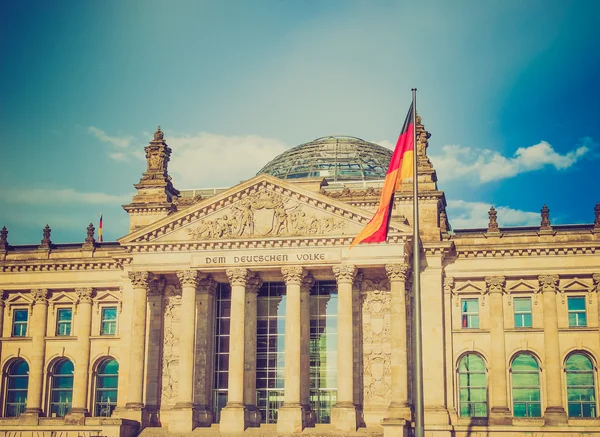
left=310, top=280, right=338, bottom=423
left=256, top=282, right=286, bottom=423
left=212, top=284, right=231, bottom=423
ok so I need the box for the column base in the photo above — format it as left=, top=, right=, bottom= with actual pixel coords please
left=382, top=418, right=411, bottom=437
left=489, top=406, right=512, bottom=425
left=424, top=406, right=450, bottom=425
left=219, top=403, right=248, bottom=434
left=19, top=410, right=41, bottom=425
left=64, top=408, right=90, bottom=425
left=331, top=402, right=357, bottom=432
left=113, top=403, right=147, bottom=424
left=195, top=404, right=214, bottom=427
left=303, top=404, right=316, bottom=428
left=277, top=403, right=306, bottom=434
left=544, top=406, right=568, bottom=425
left=169, top=405, right=195, bottom=433
left=384, top=402, right=412, bottom=421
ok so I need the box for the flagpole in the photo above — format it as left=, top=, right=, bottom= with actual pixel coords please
left=411, top=88, right=425, bottom=437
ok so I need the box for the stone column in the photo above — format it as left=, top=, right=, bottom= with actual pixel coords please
left=170, top=270, right=202, bottom=433
left=24, top=289, right=49, bottom=418
left=67, top=288, right=95, bottom=422
left=486, top=276, right=511, bottom=425
left=382, top=263, right=411, bottom=434
left=124, top=272, right=161, bottom=422
left=220, top=268, right=251, bottom=433
left=540, top=274, right=567, bottom=424
left=194, top=275, right=217, bottom=426
left=300, top=272, right=315, bottom=426
left=145, top=280, right=165, bottom=425
left=0, top=292, right=5, bottom=338
left=278, top=267, right=312, bottom=433
left=332, top=264, right=358, bottom=432
left=244, top=273, right=262, bottom=427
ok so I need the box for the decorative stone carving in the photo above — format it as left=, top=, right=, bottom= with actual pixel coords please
left=361, top=278, right=391, bottom=405
left=333, top=264, right=357, bottom=284
left=226, top=267, right=249, bottom=287
left=128, top=271, right=151, bottom=288
left=0, top=226, right=8, bottom=252
left=540, top=205, right=552, bottom=231
left=177, top=270, right=203, bottom=288
left=173, top=195, right=204, bottom=207
left=148, top=275, right=166, bottom=296
left=198, top=276, right=218, bottom=295
left=485, top=276, right=506, bottom=294
left=594, top=274, right=600, bottom=293
left=416, top=115, right=433, bottom=170
left=440, top=210, right=449, bottom=234
left=385, top=263, right=410, bottom=282
left=161, top=284, right=181, bottom=405
left=187, top=190, right=345, bottom=240
left=246, top=273, right=263, bottom=294
left=84, top=223, right=95, bottom=246
left=281, top=266, right=313, bottom=288
left=40, top=224, right=52, bottom=249
left=300, top=272, right=315, bottom=292
left=539, top=275, right=559, bottom=293
left=30, top=288, right=49, bottom=304
left=75, top=287, right=94, bottom=304
left=595, top=203, right=600, bottom=229
left=321, top=186, right=381, bottom=199
left=488, top=207, right=499, bottom=233
left=443, top=276, right=458, bottom=306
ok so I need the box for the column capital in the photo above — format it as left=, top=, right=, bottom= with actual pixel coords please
left=148, top=274, right=166, bottom=296
left=30, top=288, right=49, bottom=305
left=593, top=274, right=600, bottom=293
left=128, top=271, right=151, bottom=288
left=226, top=267, right=250, bottom=286
left=246, top=273, right=263, bottom=294
left=485, top=276, right=506, bottom=294
left=385, top=263, right=410, bottom=282
left=539, top=274, right=559, bottom=293
left=300, top=272, right=315, bottom=293
left=333, top=264, right=357, bottom=284
left=198, top=276, right=218, bottom=295
left=75, top=287, right=95, bottom=304
left=0, top=290, right=6, bottom=307
left=177, top=270, right=205, bottom=288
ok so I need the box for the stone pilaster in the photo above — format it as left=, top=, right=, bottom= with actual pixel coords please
left=67, top=287, right=95, bottom=422
left=194, top=276, right=217, bottom=426
left=0, top=291, right=5, bottom=338
left=278, top=267, right=312, bottom=433
left=170, top=270, right=203, bottom=433
left=486, top=276, right=511, bottom=425
left=331, top=264, right=358, bottom=432
left=24, top=289, right=49, bottom=418
left=244, top=273, right=262, bottom=427
left=145, top=280, right=165, bottom=425
left=300, top=272, right=315, bottom=426
left=383, top=263, right=411, bottom=435
left=220, top=268, right=251, bottom=433
left=539, top=274, right=567, bottom=424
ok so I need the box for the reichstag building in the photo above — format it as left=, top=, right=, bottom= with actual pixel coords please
left=0, top=121, right=599, bottom=437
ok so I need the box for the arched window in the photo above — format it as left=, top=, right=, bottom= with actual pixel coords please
left=94, top=358, right=118, bottom=417
left=511, top=354, right=541, bottom=417
left=49, top=359, right=73, bottom=417
left=5, top=360, right=29, bottom=417
left=566, top=353, right=597, bottom=417
left=458, top=354, right=487, bottom=417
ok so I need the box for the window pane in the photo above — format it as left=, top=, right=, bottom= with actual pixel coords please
left=523, top=313, right=532, bottom=327
left=513, top=387, right=541, bottom=402
left=57, top=309, right=72, bottom=321
left=512, top=354, right=538, bottom=371
left=514, top=298, right=531, bottom=312
left=14, top=310, right=28, bottom=322
left=102, top=307, right=117, bottom=320
left=566, top=354, right=593, bottom=371
left=463, top=299, right=478, bottom=312
left=568, top=297, right=586, bottom=311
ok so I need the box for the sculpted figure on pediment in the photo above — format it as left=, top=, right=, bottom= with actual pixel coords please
left=187, top=190, right=345, bottom=240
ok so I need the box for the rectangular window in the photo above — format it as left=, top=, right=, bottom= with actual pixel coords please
left=100, top=307, right=117, bottom=335
left=514, top=297, right=532, bottom=328
left=12, top=309, right=28, bottom=337
left=56, top=308, right=72, bottom=336
left=461, top=298, right=479, bottom=329
left=568, top=296, right=587, bottom=327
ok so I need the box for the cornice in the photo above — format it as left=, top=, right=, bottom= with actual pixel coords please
left=455, top=243, right=599, bottom=259
left=0, top=260, right=124, bottom=272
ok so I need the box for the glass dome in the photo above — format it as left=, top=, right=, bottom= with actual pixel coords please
left=257, top=136, right=392, bottom=182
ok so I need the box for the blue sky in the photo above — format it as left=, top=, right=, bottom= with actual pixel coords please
left=1, top=0, right=599, bottom=244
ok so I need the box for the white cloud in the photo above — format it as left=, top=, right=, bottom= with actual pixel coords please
left=88, top=126, right=134, bottom=149
left=0, top=189, right=131, bottom=205
left=447, top=200, right=540, bottom=229
left=430, top=140, right=590, bottom=183
left=168, top=132, right=289, bottom=188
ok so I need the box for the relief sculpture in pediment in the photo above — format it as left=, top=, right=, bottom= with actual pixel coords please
left=187, top=190, right=345, bottom=240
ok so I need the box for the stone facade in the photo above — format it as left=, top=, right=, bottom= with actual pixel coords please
left=0, top=127, right=599, bottom=436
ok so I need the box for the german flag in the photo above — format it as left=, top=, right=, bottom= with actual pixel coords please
left=98, top=214, right=103, bottom=243
left=350, top=104, right=415, bottom=247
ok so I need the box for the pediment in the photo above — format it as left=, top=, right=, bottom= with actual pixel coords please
left=455, top=280, right=484, bottom=293
left=507, top=280, right=537, bottom=293
left=560, top=278, right=592, bottom=292
left=119, top=174, right=412, bottom=246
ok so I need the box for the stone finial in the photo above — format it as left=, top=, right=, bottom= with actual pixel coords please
left=0, top=226, right=7, bottom=251
left=83, top=223, right=96, bottom=248
left=415, top=114, right=433, bottom=170
left=440, top=211, right=449, bottom=234
left=153, top=126, right=164, bottom=141
left=540, top=205, right=552, bottom=231
left=594, top=202, right=600, bottom=229
left=40, top=224, right=52, bottom=249
left=487, top=207, right=499, bottom=233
